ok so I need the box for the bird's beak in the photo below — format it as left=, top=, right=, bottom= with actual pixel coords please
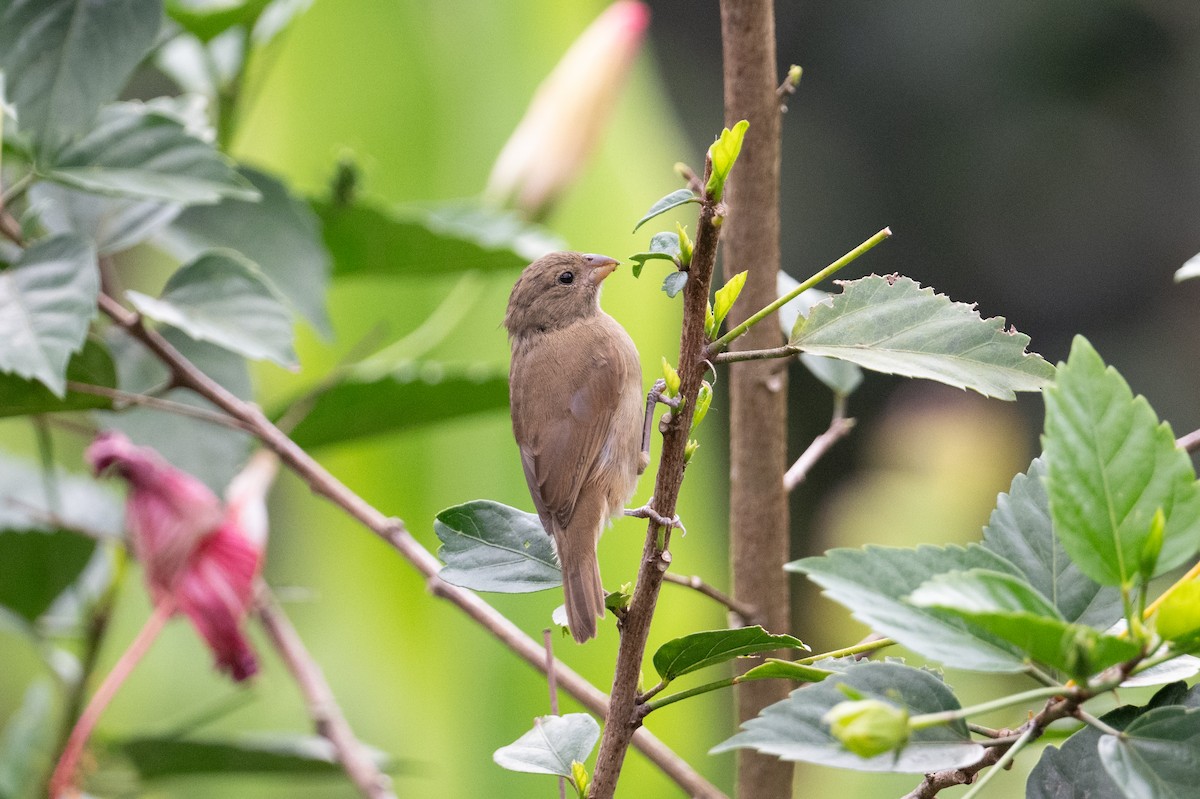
left=585, top=253, right=620, bottom=283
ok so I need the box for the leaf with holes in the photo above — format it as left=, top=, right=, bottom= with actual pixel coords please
left=789, top=275, right=1054, bottom=399
left=0, top=234, right=97, bottom=396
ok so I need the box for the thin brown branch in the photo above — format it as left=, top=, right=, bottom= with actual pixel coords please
left=775, top=65, right=802, bottom=113
left=97, top=292, right=723, bottom=799
left=590, top=168, right=726, bottom=799
left=65, top=381, right=256, bottom=433
left=257, top=584, right=396, bottom=799
left=543, top=629, right=566, bottom=799
left=663, top=572, right=759, bottom=625
left=711, top=345, right=798, bottom=364
left=783, top=398, right=855, bottom=492
left=1179, top=427, right=1200, bottom=453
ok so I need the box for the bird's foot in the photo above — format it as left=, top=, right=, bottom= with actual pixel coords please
left=624, top=496, right=686, bottom=535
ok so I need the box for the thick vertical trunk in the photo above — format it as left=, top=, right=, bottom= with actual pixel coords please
left=719, top=2, right=793, bottom=798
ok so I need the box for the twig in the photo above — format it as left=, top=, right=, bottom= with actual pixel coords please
left=783, top=396, right=855, bottom=492
left=663, top=572, right=758, bottom=625
left=544, top=629, right=566, bottom=799
left=257, top=584, right=396, bottom=799
left=1179, top=428, right=1200, bottom=453
left=65, top=381, right=256, bottom=433
left=711, top=345, right=799, bottom=364
left=96, top=292, right=724, bottom=799
left=776, top=65, right=802, bottom=113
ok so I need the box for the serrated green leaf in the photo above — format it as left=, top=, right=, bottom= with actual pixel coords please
left=282, top=361, right=510, bottom=449
left=435, top=500, right=560, bottom=593
left=705, top=119, right=749, bottom=202
left=776, top=273, right=864, bottom=395
left=1177, top=253, right=1200, bottom=283
left=653, top=627, right=809, bottom=682
left=1098, top=706, right=1200, bottom=799
left=631, top=189, right=699, bottom=233
left=909, top=569, right=1140, bottom=678
left=0, top=680, right=54, bottom=799
left=1044, top=336, right=1200, bottom=586
left=662, top=271, right=688, bottom=298
left=0, top=0, right=160, bottom=148
left=740, top=659, right=836, bottom=683
left=790, top=275, right=1054, bottom=399
left=40, top=102, right=259, bottom=205
left=0, top=233, right=97, bottom=396
left=1027, top=682, right=1199, bottom=799
left=712, top=271, right=747, bottom=331
left=982, top=457, right=1122, bottom=628
left=0, top=338, right=115, bottom=417
left=127, top=250, right=297, bottom=367
left=0, top=529, right=96, bottom=623
left=493, top=714, right=600, bottom=778
left=789, top=545, right=1031, bottom=672
left=124, top=733, right=400, bottom=779
left=100, top=326, right=252, bottom=492
left=31, top=181, right=182, bottom=257
left=712, top=660, right=983, bottom=772
left=158, top=167, right=331, bottom=335
left=317, top=200, right=564, bottom=277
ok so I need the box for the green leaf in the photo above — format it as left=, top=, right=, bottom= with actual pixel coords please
left=1044, top=336, right=1200, bottom=586
left=661, top=271, right=688, bottom=298
left=740, top=659, right=836, bottom=683
left=493, top=714, right=600, bottom=778
left=982, top=456, right=1123, bottom=628
left=0, top=0, right=160, bottom=147
left=705, top=119, right=749, bottom=202
left=127, top=250, right=297, bottom=367
left=1028, top=681, right=1198, bottom=799
left=30, top=181, right=182, bottom=256
left=283, top=361, right=510, bottom=450
left=909, top=569, right=1141, bottom=678
left=1177, top=254, right=1200, bottom=283
left=0, top=528, right=95, bottom=623
left=317, top=200, right=564, bottom=278
left=712, top=660, right=984, bottom=772
left=0, top=680, right=54, bottom=799
left=0, top=338, right=116, bottom=417
left=653, top=627, right=809, bottom=682
left=776, top=272, right=864, bottom=396
left=628, top=231, right=680, bottom=278
left=158, top=167, right=331, bottom=335
left=789, top=275, right=1054, bottom=399
left=712, top=271, right=747, bottom=331
left=789, top=545, right=1031, bottom=672
left=0, top=451, right=124, bottom=538
left=1155, top=580, right=1200, bottom=644
left=100, top=326, right=252, bottom=492
left=0, top=233, right=98, bottom=396
left=123, top=733, right=400, bottom=779
left=631, top=189, right=699, bottom=233
left=1098, top=706, right=1200, bottom=799
left=435, top=500, right=560, bottom=593
left=40, top=101, right=260, bottom=205
left=166, top=0, right=273, bottom=42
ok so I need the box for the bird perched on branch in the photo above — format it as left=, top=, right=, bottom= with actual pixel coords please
left=505, top=252, right=645, bottom=642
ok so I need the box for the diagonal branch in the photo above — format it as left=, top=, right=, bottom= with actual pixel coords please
left=783, top=395, right=855, bottom=492
left=257, top=583, right=396, bottom=799
left=96, top=292, right=722, bottom=799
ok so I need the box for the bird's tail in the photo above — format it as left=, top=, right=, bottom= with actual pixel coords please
left=559, top=535, right=606, bottom=643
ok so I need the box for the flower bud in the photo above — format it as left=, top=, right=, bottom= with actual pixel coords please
left=823, top=698, right=909, bottom=759
left=87, top=432, right=269, bottom=681
left=484, top=1, right=649, bottom=218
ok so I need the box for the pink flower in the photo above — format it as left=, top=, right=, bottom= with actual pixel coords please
left=86, top=432, right=270, bottom=681
left=484, top=1, right=650, bottom=218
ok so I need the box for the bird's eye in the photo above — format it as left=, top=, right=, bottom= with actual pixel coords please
left=557, top=271, right=575, bottom=285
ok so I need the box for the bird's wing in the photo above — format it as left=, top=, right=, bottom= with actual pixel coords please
left=511, top=322, right=633, bottom=532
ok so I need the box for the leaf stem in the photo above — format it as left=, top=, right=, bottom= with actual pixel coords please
left=909, top=685, right=1068, bottom=730
left=793, top=635, right=895, bottom=665
left=705, top=227, right=891, bottom=356
left=645, top=677, right=738, bottom=713
left=1076, top=709, right=1123, bottom=738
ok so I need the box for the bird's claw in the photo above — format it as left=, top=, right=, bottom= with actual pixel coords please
left=624, top=496, right=686, bottom=535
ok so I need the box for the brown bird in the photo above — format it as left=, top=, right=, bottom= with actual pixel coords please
left=505, top=251, right=645, bottom=642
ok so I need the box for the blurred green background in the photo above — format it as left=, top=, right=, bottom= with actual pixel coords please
left=4, top=0, right=1200, bottom=797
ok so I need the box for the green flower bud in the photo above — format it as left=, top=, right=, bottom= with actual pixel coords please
left=823, top=698, right=909, bottom=759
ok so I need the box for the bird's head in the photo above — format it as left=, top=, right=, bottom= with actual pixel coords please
left=504, top=251, right=619, bottom=337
